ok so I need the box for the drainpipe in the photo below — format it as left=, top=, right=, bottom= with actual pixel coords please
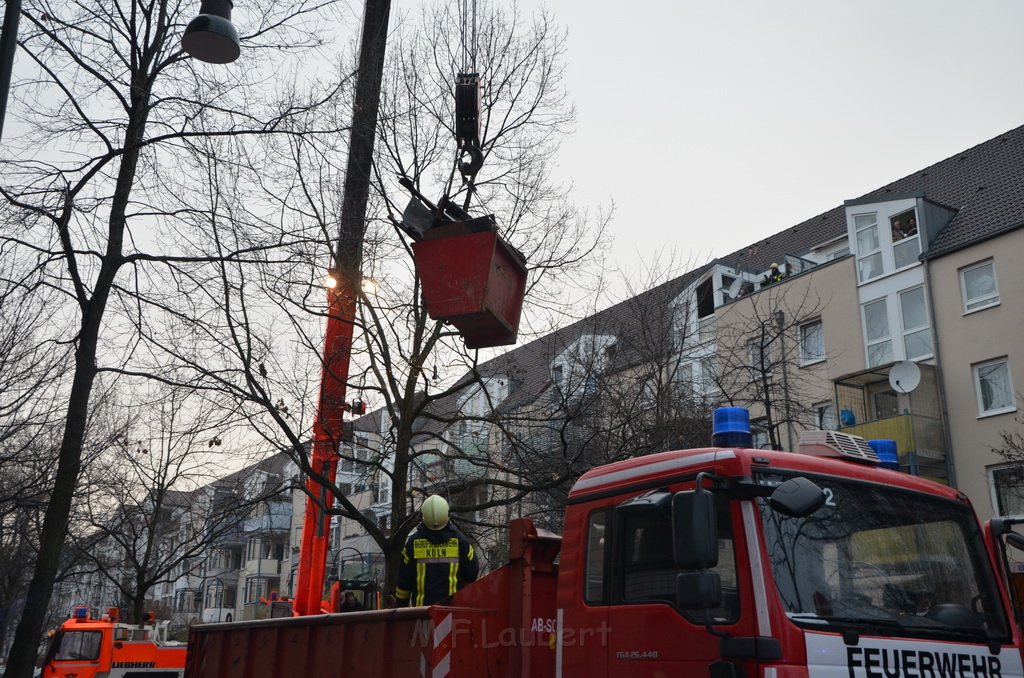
left=774, top=311, right=796, bottom=449
left=923, top=258, right=957, bottom=487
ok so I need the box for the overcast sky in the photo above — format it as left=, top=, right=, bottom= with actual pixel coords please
left=486, top=0, right=1024, bottom=276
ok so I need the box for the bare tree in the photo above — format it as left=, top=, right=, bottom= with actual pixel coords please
left=993, top=400, right=1024, bottom=470
left=0, top=0, right=352, bottom=671
left=340, top=0, right=607, bottom=592
left=144, top=0, right=610, bottom=598
left=68, top=387, right=257, bottom=626
left=708, top=281, right=830, bottom=450
left=0, top=252, right=70, bottom=654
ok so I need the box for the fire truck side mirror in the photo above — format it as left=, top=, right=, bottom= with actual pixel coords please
left=768, top=477, right=826, bottom=518
left=1005, top=532, right=1024, bottom=551
left=672, top=489, right=719, bottom=571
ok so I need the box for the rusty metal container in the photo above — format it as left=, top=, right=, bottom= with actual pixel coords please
left=412, top=225, right=527, bottom=349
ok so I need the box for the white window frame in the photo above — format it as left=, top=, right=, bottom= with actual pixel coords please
left=799, top=318, right=825, bottom=366
left=973, top=357, right=1016, bottom=418
left=862, top=298, right=893, bottom=368
left=673, top=362, right=694, bottom=397
left=889, top=208, right=921, bottom=271
left=854, top=213, right=883, bottom=282
left=699, top=357, right=718, bottom=396
left=639, top=376, right=657, bottom=408
left=989, top=464, right=1024, bottom=516
left=898, top=286, right=932, bottom=360
left=815, top=401, right=837, bottom=431
left=960, top=259, right=1000, bottom=313
left=748, top=339, right=774, bottom=381
left=751, top=418, right=771, bottom=450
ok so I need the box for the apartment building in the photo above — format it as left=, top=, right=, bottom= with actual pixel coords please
left=378, top=124, right=1024, bottom=541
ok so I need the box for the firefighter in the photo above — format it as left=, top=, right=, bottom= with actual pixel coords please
left=395, top=495, right=479, bottom=606
left=762, top=262, right=785, bottom=285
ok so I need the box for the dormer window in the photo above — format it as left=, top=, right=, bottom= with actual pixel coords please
left=696, top=278, right=714, bottom=318
left=855, top=213, right=883, bottom=282
left=890, top=209, right=920, bottom=269
left=552, top=364, right=563, bottom=387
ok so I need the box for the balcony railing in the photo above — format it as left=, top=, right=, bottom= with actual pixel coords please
left=242, top=513, right=290, bottom=533
left=840, top=413, right=947, bottom=482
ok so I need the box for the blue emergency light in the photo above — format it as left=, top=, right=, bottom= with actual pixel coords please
left=712, top=407, right=753, bottom=448
left=867, top=439, right=899, bottom=471
left=74, top=606, right=88, bottom=620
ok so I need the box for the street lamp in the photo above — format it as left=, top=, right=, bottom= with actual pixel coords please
left=182, top=0, right=240, bottom=64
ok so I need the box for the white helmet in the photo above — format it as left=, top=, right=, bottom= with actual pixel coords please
left=421, top=495, right=450, bottom=530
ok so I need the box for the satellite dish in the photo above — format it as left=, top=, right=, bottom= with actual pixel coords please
left=889, top=361, right=921, bottom=394
left=727, top=276, right=744, bottom=299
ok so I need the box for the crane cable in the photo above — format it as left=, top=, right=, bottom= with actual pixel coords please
left=459, top=0, right=477, bottom=73
left=455, top=0, right=483, bottom=179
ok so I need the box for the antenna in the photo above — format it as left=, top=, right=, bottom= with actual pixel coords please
left=888, top=361, right=921, bottom=395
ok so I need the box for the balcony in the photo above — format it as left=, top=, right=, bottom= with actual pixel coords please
left=840, top=413, right=947, bottom=479
left=242, top=512, right=290, bottom=534
left=834, top=362, right=949, bottom=483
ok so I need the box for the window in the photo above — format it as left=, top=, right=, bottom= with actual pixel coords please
left=751, top=419, right=771, bottom=449
left=246, top=536, right=261, bottom=561
left=973, top=358, right=1016, bottom=416
left=748, top=339, right=773, bottom=380
left=991, top=466, right=1024, bottom=516
left=615, top=494, right=739, bottom=623
left=862, top=299, right=892, bottom=367
left=873, top=390, right=898, bottom=420
left=829, top=246, right=850, bottom=260
left=585, top=510, right=608, bottom=604
left=54, top=631, right=102, bottom=661
left=552, top=364, right=563, bottom=388
left=758, top=474, right=1011, bottom=642
left=696, top=278, right=715, bottom=318
left=673, top=362, right=694, bottom=397
left=899, top=286, right=932, bottom=359
left=700, top=357, right=718, bottom=395
left=855, top=213, right=883, bottom=282
left=890, top=209, right=920, bottom=269
left=961, top=260, right=1000, bottom=312
left=339, top=446, right=354, bottom=473
left=815, top=402, right=837, bottom=430
left=639, top=377, right=657, bottom=407
left=800, top=319, right=825, bottom=365
left=244, top=576, right=268, bottom=603
left=372, top=478, right=390, bottom=505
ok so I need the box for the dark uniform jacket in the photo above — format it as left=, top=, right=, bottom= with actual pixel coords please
left=395, top=522, right=479, bottom=606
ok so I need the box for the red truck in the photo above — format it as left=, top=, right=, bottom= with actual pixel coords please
left=41, top=607, right=186, bottom=678
left=187, top=426, right=1024, bottom=677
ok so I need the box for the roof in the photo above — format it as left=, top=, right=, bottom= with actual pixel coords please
left=415, top=124, right=1024, bottom=437
left=717, top=124, right=1024, bottom=267
left=863, top=126, right=1024, bottom=258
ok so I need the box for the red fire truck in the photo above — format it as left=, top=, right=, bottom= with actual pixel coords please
left=41, top=607, right=186, bottom=678
left=186, top=422, right=1024, bottom=677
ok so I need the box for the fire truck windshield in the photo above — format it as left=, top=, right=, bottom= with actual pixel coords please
left=756, top=473, right=1010, bottom=643
left=52, top=630, right=102, bottom=661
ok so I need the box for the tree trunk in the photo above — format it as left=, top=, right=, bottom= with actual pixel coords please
left=4, top=87, right=150, bottom=678
left=4, top=320, right=100, bottom=676
left=131, top=588, right=146, bottom=627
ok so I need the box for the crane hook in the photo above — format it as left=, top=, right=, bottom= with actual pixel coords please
left=458, top=143, right=484, bottom=177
